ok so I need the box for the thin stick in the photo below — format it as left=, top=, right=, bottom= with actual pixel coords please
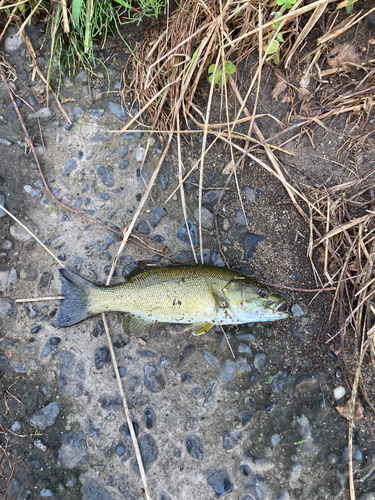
left=15, top=296, right=64, bottom=303
left=220, top=325, right=235, bottom=359
left=0, top=204, right=64, bottom=267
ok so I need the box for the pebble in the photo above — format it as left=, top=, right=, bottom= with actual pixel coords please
left=40, top=489, right=54, bottom=497
left=238, top=343, right=251, bottom=354
left=236, top=210, right=250, bottom=226
left=42, top=337, right=61, bottom=356
left=207, top=468, right=233, bottom=496
left=27, top=107, right=52, bottom=120
left=221, top=360, right=235, bottom=383
left=66, top=257, right=83, bottom=273
left=34, top=439, right=47, bottom=451
left=237, top=356, right=251, bottom=372
left=222, top=218, right=230, bottom=231
left=89, top=108, right=105, bottom=117
left=123, top=131, right=143, bottom=140
left=186, top=435, right=204, bottom=460
left=179, top=344, right=196, bottom=365
left=113, top=366, right=126, bottom=378
left=31, top=325, right=42, bottom=334
left=143, top=407, right=156, bottom=429
left=177, top=220, right=198, bottom=248
left=94, top=346, right=110, bottom=369
left=254, top=353, right=266, bottom=371
left=333, top=386, right=346, bottom=400
left=81, top=477, right=114, bottom=500
left=29, top=402, right=60, bottom=430
left=58, top=431, right=89, bottom=468
left=89, top=134, right=107, bottom=143
left=4, top=27, right=25, bottom=54
left=160, top=173, right=169, bottom=190
left=0, top=138, right=11, bottom=145
left=24, top=302, right=41, bottom=318
left=250, top=372, right=260, bottom=385
left=197, top=248, right=211, bottom=265
left=211, top=251, right=225, bottom=267
left=342, top=444, right=363, bottom=466
left=149, top=206, right=167, bottom=228
left=115, top=440, right=127, bottom=457
left=100, top=193, right=110, bottom=200
left=202, top=190, right=221, bottom=206
left=181, top=372, right=192, bottom=383
left=10, top=224, right=35, bottom=242
left=222, top=430, right=242, bottom=450
left=120, top=421, right=139, bottom=441
left=0, top=194, right=6, bottom=217
left=244, top=232, right=266, bottom=259
left=108, top=101, right=128, bottom=121
left=202, top=350, right=219, bottom=368
left=74, top=106, right=84, bottom=114
left=59, top=350, right=85, bottom=397
left=136, top=219, right=151, bottom=234
left=271, top=433, right=280, bottom=446
left=119, top=145, right=129, bottom=158
left=94, top=165, right=115, bottom=187
left=245, top=186, right=258, bottom=204
left=134, top=146, right=146, bottom=162
left=269, top=370, right=288, bottom=393
left=74, top=198, right=82, bottom=207
left=75, top=70, right=88, bottom=83
left=11, top=421, right=22, bottom=432
left=291, top=304, right=306, bottom=318
left=132, top=435, right=158, bottom=474
left=119, top=159, right=129, bottom=169
left=9, top=361, right=28, bottom=374
left=144, top=364, right=165, bottom=392
left=194, top=207, right=214, bottom=229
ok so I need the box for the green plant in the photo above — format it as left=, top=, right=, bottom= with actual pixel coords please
left=345, top=0, right=356, bottom=14
left=264, top=1, right=294, bottom=64
left=208, top=61, right=236, bottom=88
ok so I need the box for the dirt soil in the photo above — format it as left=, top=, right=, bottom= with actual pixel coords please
left=1, top=5, right=375, bottom=500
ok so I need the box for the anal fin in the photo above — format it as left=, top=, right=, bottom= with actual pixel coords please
left=122, top=314, right=155, bottom=337
left=192, top=322, right=215, bottom=336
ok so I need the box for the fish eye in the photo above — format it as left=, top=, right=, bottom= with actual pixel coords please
left=258, top=288, right=269, bottom=298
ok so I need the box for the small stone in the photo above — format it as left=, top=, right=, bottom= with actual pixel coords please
left=100, top=193, right=110, bottom=200
left=136, top=219, right=151, bottom=234
left=212, top=251, right=225, bottom=267
left=342, top=444, right=362, bottom=466
left=236, top=211, right=250, bottom=226
left=134, top=146, right=146, bottom=162
left=271, top=433, right=280, bottom=446
left=35, top=439, right=47, bottom=450
left=202, top=191, right=221, bottom=206
left=269, top=370, right=288, bottom=393
left=236, top=332, right=256, bottom=341
left=21, top=262, right=39, bottom=280
left=40, top=489, right=53, bottom=497
left=291, top=304, right=306, bottom=318
left=158, top=355, right=172, bottom=369
left=143, top=407, right=156, bottom=429
left=237, top=356, right=251, bottom=372
left=94, top=346, right=110, bottom=369
left=89, top=134, right=107, bottom=143
left=223, top=219, right=230, bottom=231
left=80, top=476, right=116, bottom=500
left=74, top=106, right=84, bottom=114
left=11, top=421, right=22, bottom=432
left=238, top=343, right=251, bottom=354
left=202, top=351, right=219, bottom=368
left=0, top=138, right=11, bottom=145
left=250, top=372, right=260, bottom=384
left=245, top=187, right=258, bottom=204
left=185, top=177, right=196, bottom=190
left=24, top=302, right=41, bottom=319
left=207, top=468, right=233, bottom=497
left=119, top=159, right=129, bottom=169
left=149, top=206, right=167, bottom=228
left=179, top=344, right=196, bottom=365
left=27, top=107, right=52, bottom=120
left=186, top=435, right=204, bottom=460
left=144, top=364, right=164, bottom=392
left=221, top=360, right=235, bottom=383
left=177, top=220, right=198, bottom=248
left=89, top=109, right=105, bottom=117
left=333, top=386, right=346, bottom=400
left=123, top=131, right=143, bottom=140
left=31, top=325, right=42, bottom=334
left=254, top=353, right=266, bottom=371
left=113, top=366, right=126, bottom=378
left=181, top=372, right=193, bottom=384
left=0, top=298, right=13, bottom=317
left=29, top=402, right=60, bottom=430
left=222, top=430, right=241, bottom=450
left=59, top=350, right=85, bottom=397
left=119, top=421, right=139, bottom=442
left=75, top=70, right=88, bottom=83
left=62, top=159, right=77, bottom=177
left=194, top=207, right=214, bottom=230
left=132, top=435, right=158, bottom=474
left=94, top=165, right=115, bottom=187
left=10, top=223, right=37, bottom=241
left=160, top=173, right=169, bottom=190
left=119, top=145, right=129, bottom=158
left=66, top=257, right=83, bottom=273
left=197, top=248, right=211, bottom=265
left=244, top=233, right=266, bottom=260
left=108, top=101, right=128, bottom=121
left=42, top=337, right=61, bottom=356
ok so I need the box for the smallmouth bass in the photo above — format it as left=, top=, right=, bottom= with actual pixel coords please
left=56, top=265, right=288, bottom=335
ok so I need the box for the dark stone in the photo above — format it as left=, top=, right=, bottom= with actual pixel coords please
left=160, top=173, right=169, bottom=190
left=342, top=444, right=363, bottom=466
left=38, top=271, right=52, bottom=291
left=119, top=421, right=139, bottom=441
left=131, top=435, right=158, bottom=474
left=42, top=337, right=61, bottom=356
left=269, top=370, right=288, bottom=393
left=92, top=320, right=104, bottom=337
left=158, top=355, right=172, bottom=369
left=185, top=177, right=196, bottom=191
left=89, top=109, right=105, bottom=117
left=136, top=219, right=151, bottom=234
left=31, top=325, right=42, bottom=334
left=242, top=413, right=253, bottom=426
left=64, top=123, right=73, bottom=131
left=113, top=366, right=126, bottom=378
left=202, top=190, right=221, bottom=206
left=153, top=235, right=165, bottom=243
left=149, top=206, right=167, bottom=228
left=113, top=334, right=130, bottom=348
left=89, top=134, right=107, bottom=143
left=66, top=257, right=83, bottom=273
left=119, top=160, right=129, bottom=169
left=143, top=407, right=156, bottom=429
left=186, top=435, right=204, bottom=460
left=129, top=395, right=149, bottom=408
left=181, top=372, right=192, bottom=384
left=203, top=351, right=219, bottom=368
left=250, top=371, right=260, bottom=384
left=94, top=346, right=110, bottom=369
left=197, top=248, right=211, bottom=265
left=29, top=402, right=60, bottom=430
left=177, top=220, right=198, bottom=248
left=24, top=302, right=41, bottom=319
left=175, top=250, right=189, bottom=264
left=221, top=360, right=235, bottom=383
left=144, top=364, right=164, bottom=392
left=178, top=344, right=196, bottom=365
left=108, top=102, right=128, bottom=121
left=123, top=132, right=142, bottom=140
left=137, top=349, right=156, bottom=358
left=119, top=145, right=129, bottom=158
left=207, top=468, right=233, bottom=496
left=0, top=298, right=14, bottom=317
left=81, top=477, right=117, bottom=500
left=115, top=440, right=130, bottom=458
left=222, top=430, right=241, bottom=450
left=94, top=165, right=115, bottom=187
left=244, top=233, right=266, bottom=260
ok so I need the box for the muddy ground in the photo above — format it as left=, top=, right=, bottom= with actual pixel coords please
left=1, top=5, right=375, bottom=500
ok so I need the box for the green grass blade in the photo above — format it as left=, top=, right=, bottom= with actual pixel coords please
left=71, top=0, right=84, bottom=36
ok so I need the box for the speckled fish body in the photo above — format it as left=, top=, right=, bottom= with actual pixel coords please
left=55, top=265, right=288, bottom=335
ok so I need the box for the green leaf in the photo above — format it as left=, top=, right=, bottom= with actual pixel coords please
left=264, top=39, right=279, bottom=55
left=214, top=69, right=222, bottom=84
left=71, top=0, right=84, bottom=36
left=208, top=64, right=216, bottom=74
left=272, top=52, right=280, bottom=64
left=276, top=0, right=286, bottom=5
left=277, top=33, right=284, bottom=42
left=113, top=0, right=134, bottom=9
left=224, top=61, right=236, bottom=75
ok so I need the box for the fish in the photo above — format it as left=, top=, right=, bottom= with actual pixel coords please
left=55, top=264, right=289, bottom=335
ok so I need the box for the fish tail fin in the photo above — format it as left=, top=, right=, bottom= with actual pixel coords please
left=55, top=269, right=97, bottom=328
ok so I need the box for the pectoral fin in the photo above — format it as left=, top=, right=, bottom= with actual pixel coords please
left=122, top=314, right=155, bottom=337
left=192, top=322, right=215, bottom=336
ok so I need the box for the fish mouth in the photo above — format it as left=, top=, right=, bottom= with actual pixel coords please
left=267, top=298, right=289, bottom=315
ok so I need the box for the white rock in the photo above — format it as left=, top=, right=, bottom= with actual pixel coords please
left=333, top=386, right=346, bottom=400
